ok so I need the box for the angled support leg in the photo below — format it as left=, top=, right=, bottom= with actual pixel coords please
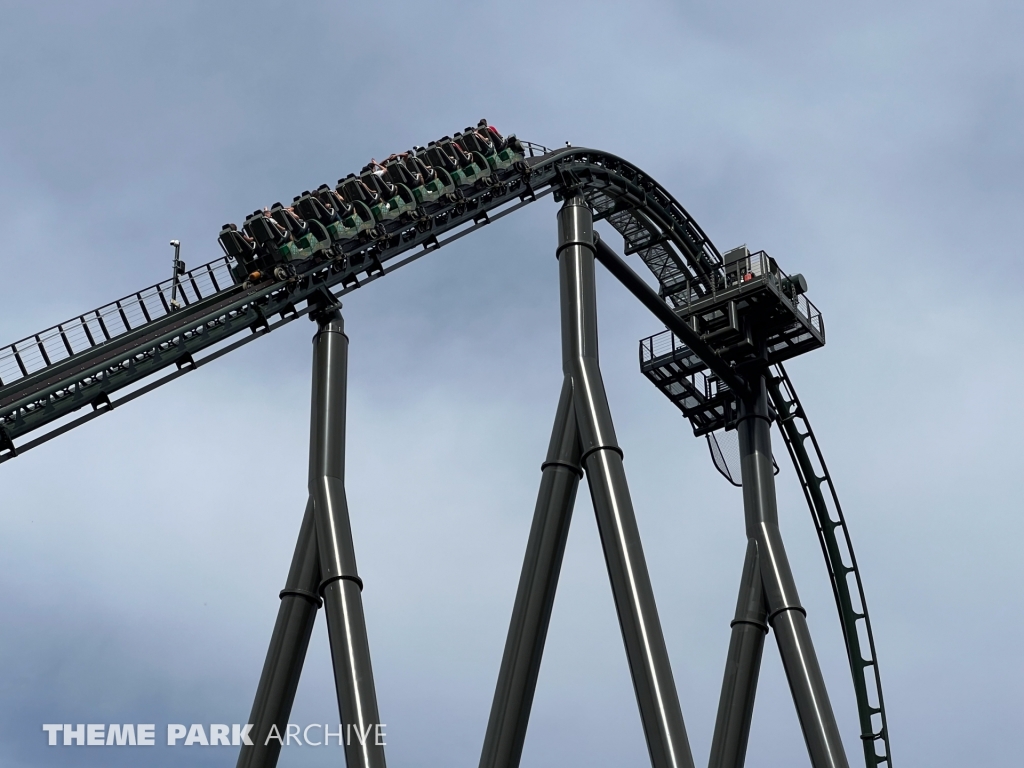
left=707, top=539, right=768, bottom=768
left=237, top=498, right=322, bottom=768
left=558, top=195, right=696, bottom=768
left=310, top=307, right=386, bottom=768
left=737, top=376, right=848, bottom=768
left=478, top=376, right=582, bottom=768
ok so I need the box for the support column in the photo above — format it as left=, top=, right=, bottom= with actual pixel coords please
left=237, top=498, right=322, bottom=768
left=737, top=376, right=848, bottom=768
left=309, top=307, right=386, bottom=768
left=478, top=377, right=582, bottom=768
left=558, top=195, right=695, bottom=768
left=707, top=539, right=768, bottom=768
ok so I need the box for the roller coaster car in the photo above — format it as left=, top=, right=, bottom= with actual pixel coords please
left=459, top=125, right=521, bottom=172
left=269, top=203, right=329, bottom=261
left=477, top=120, right=506, bottom=150
left=243, top=211, right=287, bottom=262
left=359, top=169, right=416, bottom=221
left=384, top=156, right=452, bottom=206
left=297, top=186, right=374, bottom=245
left=321, top=183, right=376, bottom=241
left=407, top=152, right=456, bottom=199
left=292, top=191, right=335, bottom=228
left=219, top=223, right=260, bottom=282
left=291, top=192, right=345, bottom=254
left=451, top=134, right=494, bottom=186
left=218, top=122, right=525, bottom=285
left=241, top=209, right=314, bottom=273
left=477, top=120, right=526, bottom=166
left=424, top=137, right=489, bottom=188
left=420, top=142, right=459, bottom=185
left=225, top=211, right=293, bottom=283
left=219, top=223, right=255, bottom=260
left=338, top=174, right=395, bottom=227
left=457, top=130, right=496, bottom=167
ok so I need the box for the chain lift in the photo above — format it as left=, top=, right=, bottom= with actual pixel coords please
left=0, top=124, right=891, bottom=768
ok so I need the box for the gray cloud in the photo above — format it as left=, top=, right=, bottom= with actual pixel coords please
left=1, top=1, right=1021, bottom=766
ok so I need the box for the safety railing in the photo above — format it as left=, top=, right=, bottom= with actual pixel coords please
left=521, top=141, right=553, bottom=158
left=640, top=327, right=693, bottom=367
left=665, top=250, right=823, bottom=334
left=0, top=256, right=236, bottom=389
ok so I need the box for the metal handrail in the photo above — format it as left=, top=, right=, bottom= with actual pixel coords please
left=0, top=256, right=236, bottom=388
left=521, top=140, right=552, bottom=157
left=664, top=250, right=822, bottom=332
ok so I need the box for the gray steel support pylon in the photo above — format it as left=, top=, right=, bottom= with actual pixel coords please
left=238, top=306, right=385, bottom=768
left=478, top=377, right=582, bottom=768
left=309, top=307, right=386, bottom=768
left=736, top=375, right=848, bottom=768
left=479, top=195, right=695, bottom=768
left=237, top=498, right=321, bottom=768
left=559, top=196, right=694, bottom=768
left=560, top=195, right=694, bottom=768
left=707, top=539, right=768, bottom=768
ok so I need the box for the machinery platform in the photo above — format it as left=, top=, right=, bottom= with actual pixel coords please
left=640, top=247, right=824, bottom=435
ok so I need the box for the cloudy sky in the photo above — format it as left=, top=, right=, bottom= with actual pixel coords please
left=1, top=2, right=1021, bottom=766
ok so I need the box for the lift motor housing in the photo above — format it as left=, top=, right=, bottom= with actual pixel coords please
left=639, top=246, right=825, bottom=435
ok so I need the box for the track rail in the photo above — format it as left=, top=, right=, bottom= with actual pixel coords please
left=0, top=145, right=727, bottom=459
left=768, top=365, right=893, bottom=767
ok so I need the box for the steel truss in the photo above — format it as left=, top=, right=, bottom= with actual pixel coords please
left=0, top=145, right=730, bottom=460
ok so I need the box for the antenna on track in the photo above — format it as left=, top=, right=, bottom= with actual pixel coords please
left=169, top=240, right=185, bottom=310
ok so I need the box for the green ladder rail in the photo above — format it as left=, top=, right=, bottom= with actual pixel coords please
left=767, top=363, right=893, bottom=768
